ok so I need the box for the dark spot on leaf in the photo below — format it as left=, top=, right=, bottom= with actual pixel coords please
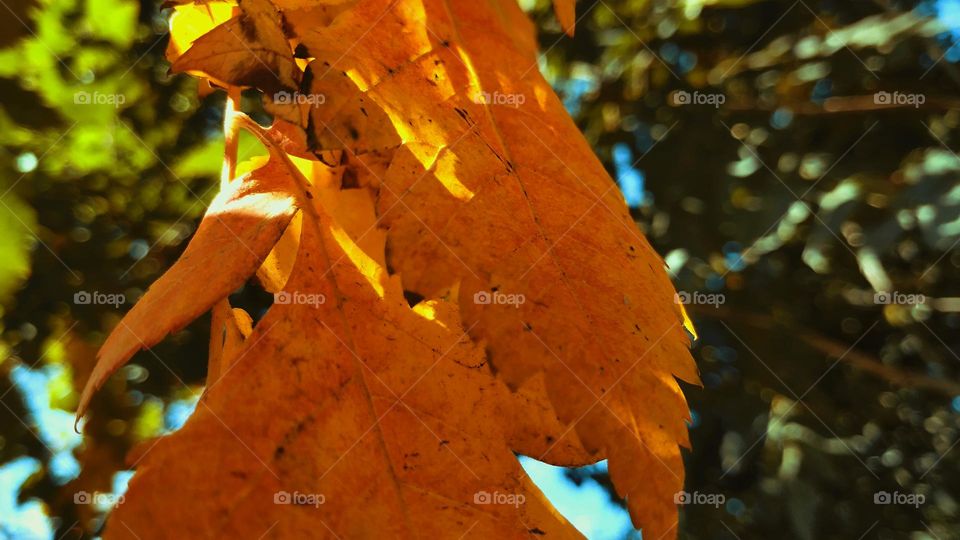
left=240, top=65, right=289, bottom=97
left=306, top=116, right=319, bottom=151
left=280, top=13, right=294, bottom=39
left=342, top=167, right=359, bottom=189
left=239, top=15, right=258, bottom=42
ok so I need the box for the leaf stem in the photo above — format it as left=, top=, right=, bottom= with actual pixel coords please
left=220, top=86, right=243, bottom=188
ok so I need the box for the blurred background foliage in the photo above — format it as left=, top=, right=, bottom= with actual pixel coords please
left=1, top=0, right=959, bottom=538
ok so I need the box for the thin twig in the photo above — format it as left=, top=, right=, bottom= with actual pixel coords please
left=691, top=305, right=960, bottom=397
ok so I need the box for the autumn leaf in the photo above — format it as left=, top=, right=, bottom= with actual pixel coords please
left=206, top=299, right=254, bottom=386
left=76, top=156, right=300, bottom=420
left=97, top=138, right=581, bottom=538
left=171, top=0, right=300, bottom=94
left=268, top=0, right=698, bottom=534
left=554, top=0, right=576, bottom=36
left=165, top=1, right=235, bottom=64
left=78, top=0, right=700, bottom=537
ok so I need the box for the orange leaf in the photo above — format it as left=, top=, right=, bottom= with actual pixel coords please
left=171, top=0, right=301, bottom=94
left=99, top=147, right=583, bottom=539
left=80, top=0, right=701, bottom=536
left=272, top=1, right=699, bottom=535
left=206, top=299, right=254, bottom=386
left=554, top=0, right=576, bottom=36
left=76, top=157, right=299, bottom=420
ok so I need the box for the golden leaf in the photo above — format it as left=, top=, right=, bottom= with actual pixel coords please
left=97, top=141, right=583, bottom=539
left=80, top=1, right=700, bottom=537
left=272, top=2, right=699, bottom=534
left=171, top=0, right=301, bottom=94
left=554, top=0, right=576, bottom=36
left=77, top=156, right=300, bottom=420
